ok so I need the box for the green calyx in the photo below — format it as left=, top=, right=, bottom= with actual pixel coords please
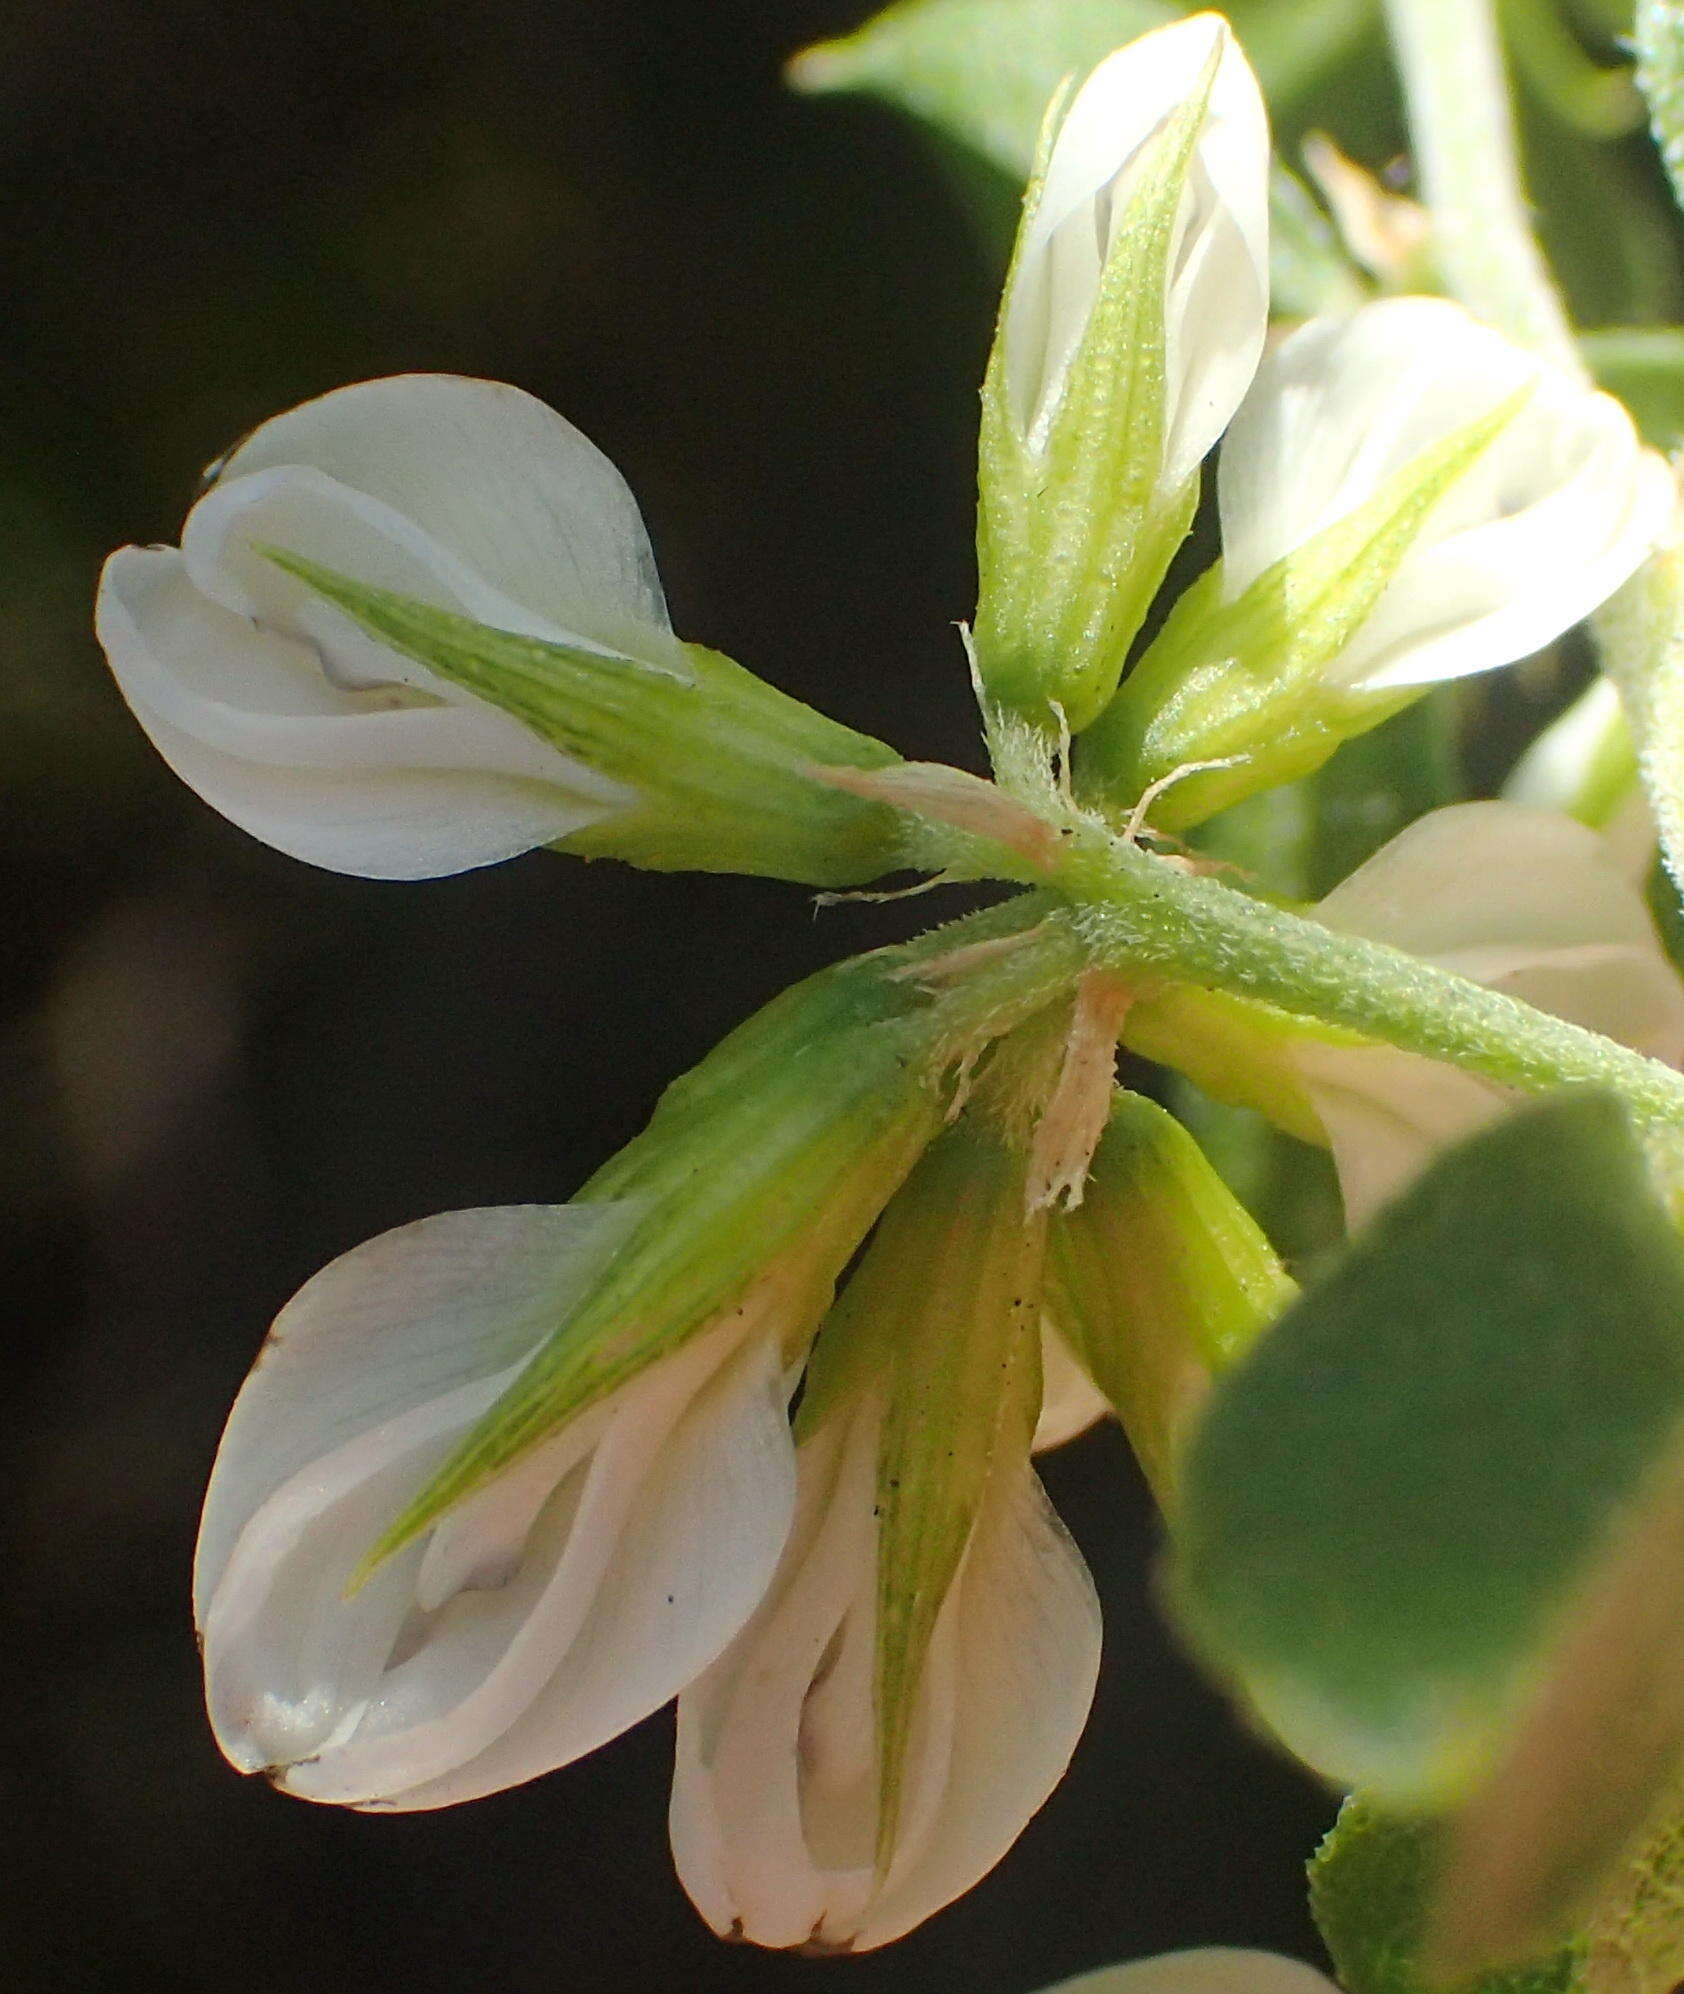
left=1049, top=1090, right=1296, bottom=1506
left=797, top=1120, right=1046, bottom=1871
left=1076, top=389, right=1527, bottom=832
left=970, top=62, right=1213, bottom=737
left=266, top=550, right=906, bottom=888
left=353, top=953, right=948, bottom=1582
left=350, top=899, right=1081, bottom=1588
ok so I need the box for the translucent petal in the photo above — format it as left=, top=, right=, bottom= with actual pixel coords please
left=208, top=372, right=675, bottom=660
left=1033, top=1320, right=1112, bottom=1452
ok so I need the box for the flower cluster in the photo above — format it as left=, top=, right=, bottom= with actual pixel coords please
left=93, top=5, right=1684, bottom=1972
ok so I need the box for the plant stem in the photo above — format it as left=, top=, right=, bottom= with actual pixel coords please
left=1032, top=830, right=1684, bottom=1138
left=1381, top=0, right=1585, bottom=374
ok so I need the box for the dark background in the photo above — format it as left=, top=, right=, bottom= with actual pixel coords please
left=0, top=0, right=1557, bottom=1986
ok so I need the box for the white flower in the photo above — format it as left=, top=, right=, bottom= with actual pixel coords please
left=1002, top=11, right=1269, bottom=483
left=195, top=1201, right=800, bottom=1809
left=1298, top=800, right=1684, bottom=1227
left=97, top=374, right=684, bottom=880
left=1218, top=297, right=1673, bottom=692
left=1038, top=1947, right=1339, bottom=1993
left=669, top=1395, right=1101, bottom=1951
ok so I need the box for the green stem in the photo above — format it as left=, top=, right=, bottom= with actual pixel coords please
left=1032, top=831, right=1684, bottom=1137
left=1381, top=0, right=1585, bottom=374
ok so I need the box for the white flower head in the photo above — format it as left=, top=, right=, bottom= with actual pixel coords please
left=669, top=1396, right=1101, bottom=1952
left=97, top=375, right=684, bottom=880
left=1299, top=800, right=1684, bottom=1227
left=1003, top=11, right=1269, bottom=484
left=194, top=1202, right=801, bottom=1809
left=1219, top=297, right=1675, bottom=692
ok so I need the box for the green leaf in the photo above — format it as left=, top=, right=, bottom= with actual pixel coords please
left=791, top=0, right=1176, bottom=181
left=792, top=0, right=1378, bottom=178
left=1316, top=1779, right=1684, bottom=1994
left=1310, top=1798, right=1578, bottom=1994
left=1426, top=1436, right=1684, bottom=1981
left=1173, top=1093, right=1684, bottom=1805
left=1636, top=0, right=1684, bottom=214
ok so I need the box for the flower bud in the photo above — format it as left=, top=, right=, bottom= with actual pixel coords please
left=1082, top=298, right=1673, bottom=829
left=670, top=1126, right=1100, bottom=1950
left=96, top=374, right=903, bottom=885
left=972, top=14, right=1269, bottom=733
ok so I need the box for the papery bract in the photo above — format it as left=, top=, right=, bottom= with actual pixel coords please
left=97, top=374, right=676, bottom=879
left=669, top=1395, right=1100, bottom=1951
left=195, top=1203, right=802, bottom=1809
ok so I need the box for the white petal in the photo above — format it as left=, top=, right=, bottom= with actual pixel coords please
left=1220, top=299, right=1537, bottom=594
left=367, top=1327, right=798, bottom=1809
left=97, top=547, right=626, bottom=879
left=1302, top=800, right=1684, bottom=1223
left=671, top=1413, right=872, bottom=1948
left=856, top=1458, right=1101, bottom=1948
left=197, top=1200, right=798, bottom=1809
left=1006, top=14, right=1268, bottom=471
left=1217, top=297, right=1668, bottom=687
left=1297, top=1042, right=1504, bottom=1231
left=1043, top=1948, right=1339, bottom=1994
left=1034, top=1320, right=1112, bottom=1452
left=195, top=1202, right=639, bottom=1615
left=671, top=1412, right=1102, bottom=1952
left=209, top=373, right=676, bottom=661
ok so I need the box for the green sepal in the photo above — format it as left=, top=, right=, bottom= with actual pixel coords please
left=971, top=66, right=1213, bottom=735
left=357, top=951, right=952, bottom=1580
left=1077, top=392, right=1525, bottom=831
left=1049, top=1091, right=1296, bottom=1505
left=798, top=1122, right=1045, bottom=1866
left=266, top=551, right=905, bottom=888
left=1173, top=1093, right=1684, bottom=1806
